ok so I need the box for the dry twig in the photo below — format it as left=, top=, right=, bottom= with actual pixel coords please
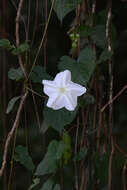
left=16, top=0, right=27, bottom=79
left=106, top=0, right=114, bottom=189
left=0, top=91, right=28, bottom=177
left=122, top=160, right=127, bottom=190
left=101, top=84, right=127, bottom=112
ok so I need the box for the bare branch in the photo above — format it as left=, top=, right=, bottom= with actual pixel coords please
left=108, top=138, right=115, bottom=190
left=16, top=0, right=27, bottom=79
left=122, top=160, right=127, bottom=190
left=101, top=84, right=127, bottom=112
left=0, top=91, right=28, bottom=177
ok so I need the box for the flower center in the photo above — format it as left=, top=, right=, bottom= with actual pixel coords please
left=59, top=87, right=66, bottom=94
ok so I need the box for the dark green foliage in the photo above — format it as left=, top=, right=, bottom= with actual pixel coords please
left=62, top=132, right=72, bottom=164
left=53, top=0, right=82, bottom=22
left=77, top=47, right=96, bottom=83
left=11, top=42, right=29, bottom=55
left=94, top=153, right=109, bottom=185
left=14, top=145, right=35, bottom=172
left=35, top=139, right=71, bottom=176
left=53, top=184, right=60, bottom=190
left=91, top=25, right=107, bottom=48
left=30, top=66, right=52, bottom=83
left=35, top=140, right=59, bottom=176
left=6, top=96, right=21, bottom=114
left=8, top=67, right=23, bottom=80
left=29, top=178, right=40, bottom=190
left=59, top=47, right=96, bottom=85
left=74, top=147, right=87, bottom=161
left=0, top=0, right=126, bottom=189
left=58, top=56, right=86, bottom=85
left=0, top=39, right=13, bottom=50
left=43, top=106, right=78, bottom=133
left=98, top=48, right=113, bottom=64
left=40, top=178, right=54, bottom=190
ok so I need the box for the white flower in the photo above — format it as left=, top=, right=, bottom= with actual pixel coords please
left=42, top=70, right=86, bottom=111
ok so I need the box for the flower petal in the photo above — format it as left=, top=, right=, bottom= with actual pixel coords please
left=68, top=81, right=86, bottom=96
left=42, top=70, right=87, bottom=111
left=47, top=94, right=67, bottom=110
left=42, top=80, right=57, bottom=96
left=64, top=92, right=77, bottom=111
left=46, top=92, right=60, bottom=108
left=42, top=80, right=55, bottom=87
left=54, top=70, right=71, bottom=87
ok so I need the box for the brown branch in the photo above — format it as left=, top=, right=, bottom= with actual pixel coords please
left=0, top=91, right=28, bottom=177
left=108, top=138, right=115, bottom=190
left=106, top=1, right=114, bottom=190
left=74, top=116, right=80, bottom=190
left=90, top=0, right=96, bottom=27
left=44, top=0, right=48, bottom=68
left=80, top=168, right=87, bottom=190
left=30, top=83, right=41, bottom=129
left=122, top=160, right=127, bottom=190
left=26, top=0, right=31, bottom=41
left=106, top=0, right=113, bottom=135
left=115, top=143, right=127, bottom=159
left=16, top=0, right=27, bottom=79
left=31, top=0, right=38, bottom=46
left=115, top=142, right=127, bottom=189
left=101, top=84, right=127, bottom=112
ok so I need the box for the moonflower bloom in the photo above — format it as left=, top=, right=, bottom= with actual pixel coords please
left=42, top=70, right=86, bottom=111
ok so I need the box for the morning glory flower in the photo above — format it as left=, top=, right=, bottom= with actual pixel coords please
left=42, top=70, right=86, bottom=111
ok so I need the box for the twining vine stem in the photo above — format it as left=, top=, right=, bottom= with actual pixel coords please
left=0, top=91, right=28, bottom=177
left=106, top=0, right=114, bottom=189
left=16, top=0, right=27, bottom=79
left=101, top=84, right=127, bottom=112
left=28, top=0, right=55, bottom=79
left=0, top=0, right=30, bottom=178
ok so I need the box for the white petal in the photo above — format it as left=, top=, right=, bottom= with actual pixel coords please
left=46, top=92, right=60, bottom=108
left=54, top=70, right=71, bottom=87
left=42, top=80, right=55, bottom=87
left=64, top=92, right=77, bottom=111
left=47, top=94, right=66, bottom=110
left=42, top=80, right=57, bottom=96
left=51, top=95, right=67, bottom=110
left=68, top=81, right=86, bottom=96
left=43, top=86, right=57, bottom=96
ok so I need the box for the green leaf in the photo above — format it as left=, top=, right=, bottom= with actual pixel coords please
left=91, top=25, right=107, bottom=48
left=62, top=132, right=72, bottom=164
left=73, top=147, right=87, bottom=161
left=11, top=42, right=29, bottom=55
left=78, top=47, right=96, bottom=83
left=56, top=141, right=66, bottom=160
left=78, top=47, right=96, bottom=64
left=58, top=56, right=85, bottom=85
left=94, top=153, right=109, bottom=184
left=43, top=106, right=78, bottom=133
left=6, top=96, right=21, bottom=114
left=79, top=25, right=93, bottom=38
left=29, top=178, right=40, bottom=190
left=30, top=65, right=52, bottom=83
left=8, top=67, right=23, bottom=81
left=53, top=0, right=82, bottom=22
left=35, top=140, right=59, bottom=175
left=59, top=47, right=96, bottom=85
left=53, top=184, right=61, bottom=190
left=98, top=48, right=113, bottom=64
left=40, top=178, right=54, bottom=190
left=79, top=93, right=95, bottom=108
left=35, top=140, right=70, bottom=176
left=0, top=39, right=13, bottom=50
left=14, top=145, right=35, bottom=172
